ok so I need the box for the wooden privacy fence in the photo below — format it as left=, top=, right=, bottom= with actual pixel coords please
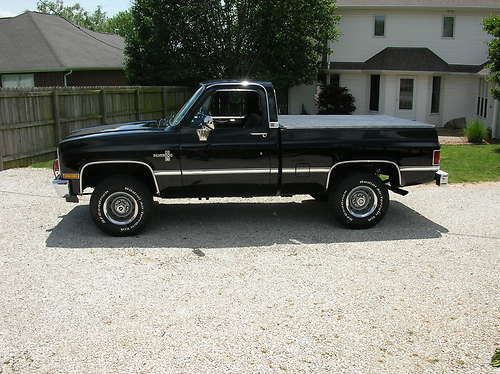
left=0, top=86, right=193, bottom=170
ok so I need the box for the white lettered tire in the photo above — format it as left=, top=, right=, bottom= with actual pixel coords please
left=330, top=172, right=389, bottom=229
left=90, top=177, right=153, bottom=236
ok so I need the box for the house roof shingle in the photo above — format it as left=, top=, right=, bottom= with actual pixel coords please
left=0, top=11, right=125, bottom=74
left=330, top=47, right=484, bottom=73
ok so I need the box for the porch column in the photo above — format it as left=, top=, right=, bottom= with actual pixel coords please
left=492, top=98, right=498, bottom=139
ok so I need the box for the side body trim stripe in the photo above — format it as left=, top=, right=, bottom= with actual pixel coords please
left=154, top=166, right=435, bottom=179
left=154, top=170, right=182, bottom=176
left=182, top=168, right=269, bottom=176
left=281, top=168, right=331, bottom=173
left=153, top=167, right=332, bottom=176
left=400, top=166, right=440, bottom=172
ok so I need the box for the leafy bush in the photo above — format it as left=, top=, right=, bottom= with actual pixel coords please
left=464, top=119, right=488, bottom=143
left=316, top=85, right=356, bottom=114
left=492, top=347, right=500, bottom=368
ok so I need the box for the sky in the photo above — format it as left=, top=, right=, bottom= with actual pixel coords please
left=0, top=0, right=131, bottom=18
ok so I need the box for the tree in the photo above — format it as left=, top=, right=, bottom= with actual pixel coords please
left=483, top=16, right=500, bottom=100
left=101, top=11, right=133, bottom=37
left=125, top=1, right=218, bottom=86
left=249, top=1, right=340, bottom=89
left=37, top=0, right=107, bottom=31
left=125, top=0, right=340, bottom=89
left=316, top=85, right=356, bottom=114
left=36, top=0, right=132, bottom=37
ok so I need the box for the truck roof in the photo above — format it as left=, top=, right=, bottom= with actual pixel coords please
left=202, top=80, right=274, bottom=88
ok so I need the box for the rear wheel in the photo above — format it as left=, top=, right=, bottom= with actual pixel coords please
left=329, top=172, right=389, bottom=229
left=90, top=176, right=153, bottom=236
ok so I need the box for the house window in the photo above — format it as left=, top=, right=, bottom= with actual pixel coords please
left=399, top=78, right=414, bottom=110
left=442, top=16, right=455, bottom=38
left=431, top=76, right=441, bottom=114
left=1, top=74, right=34, bottom=88
left=374, top=16, right=385, bottom=37
left=477, top=78, right=488, bottom=119
left=370, top=75, right=380, bottom=111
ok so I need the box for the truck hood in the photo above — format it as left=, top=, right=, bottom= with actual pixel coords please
left=66, top=120, right=162, bottom=138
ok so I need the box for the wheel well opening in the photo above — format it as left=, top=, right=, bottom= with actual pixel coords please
left=327, top=163, right=400, bottom=191
left=81, top=163, right=157, bottom=194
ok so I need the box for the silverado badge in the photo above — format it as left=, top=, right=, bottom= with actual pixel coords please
left=153, top=150, right=173, bottom=162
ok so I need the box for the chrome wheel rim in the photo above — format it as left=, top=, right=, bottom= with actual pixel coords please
left=103, top=191, right=139, bottom=226
left=346, top=186, right=378, bottom=218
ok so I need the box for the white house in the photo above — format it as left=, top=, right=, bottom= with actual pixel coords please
left=288, top=0, right=500, bottom=138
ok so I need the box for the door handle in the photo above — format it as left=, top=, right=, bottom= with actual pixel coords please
left=250, top=132, right=268, bottom=138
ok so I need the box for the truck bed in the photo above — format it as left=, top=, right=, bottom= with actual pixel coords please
left=279, top=115, right=435, bottom=129
left=278, top=114, right=440, bottom=189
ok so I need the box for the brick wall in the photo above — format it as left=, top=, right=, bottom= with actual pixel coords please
left=34, top=72, right=64, bottom=87
left=66, top=70, right=127, bottom=86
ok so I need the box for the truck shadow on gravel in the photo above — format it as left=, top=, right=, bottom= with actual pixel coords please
left=46, top=199, right=448, bottom=249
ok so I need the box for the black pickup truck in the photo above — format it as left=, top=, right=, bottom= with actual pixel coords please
left=53, top=80, right=447, bottom=236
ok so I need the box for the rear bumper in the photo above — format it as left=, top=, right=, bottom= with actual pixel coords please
left=399, top=166, right=448, bottom=187
left=400, top=166, right=439, bottom=186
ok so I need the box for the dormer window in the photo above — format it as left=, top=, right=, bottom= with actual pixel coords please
left=374, top=15, right=385, bottom=37
left=442, top=16, right=455, bottom=38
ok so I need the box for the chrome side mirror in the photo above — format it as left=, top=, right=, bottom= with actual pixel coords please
left=197, top=115, right=214, bottom=142
left=203, top=115, right=215, bottom=130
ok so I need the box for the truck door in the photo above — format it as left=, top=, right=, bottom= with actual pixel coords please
left=179, top=84, right=277, bottom=196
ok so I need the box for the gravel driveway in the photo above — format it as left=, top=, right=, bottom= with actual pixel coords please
left=0, top=168, right=498, bottom=374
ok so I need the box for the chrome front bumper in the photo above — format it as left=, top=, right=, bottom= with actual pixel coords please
left=52, top=178, right=79, bottom=202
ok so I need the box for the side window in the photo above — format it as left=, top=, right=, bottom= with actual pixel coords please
left=442, top=16, right=455, bottom=38
left=192, top=90, right=265, bottom=129
left=374, top=15, right=385, bottom=37
left=1, top=74, right=34, bottom=88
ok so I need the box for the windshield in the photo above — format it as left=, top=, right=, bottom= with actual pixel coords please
left=171, top=85, right=205, bottom=126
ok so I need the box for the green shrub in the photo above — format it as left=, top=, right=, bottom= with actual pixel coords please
left=492, top=347, right=500, bottom=368
left=316, top=85, right=356, bottom=114
left=464, top=119, right=488, bottom=143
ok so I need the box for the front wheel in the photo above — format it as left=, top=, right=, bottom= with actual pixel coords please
left=330, top=172, right=389, bottom=229
left=90, top=177, right=153, bottom=236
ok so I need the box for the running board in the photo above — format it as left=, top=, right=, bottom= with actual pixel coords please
left=388, top=187, right=409, bottom=196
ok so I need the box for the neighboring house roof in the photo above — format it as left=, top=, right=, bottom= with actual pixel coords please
left=337, top=0, right=500, bottom=9
left=330, top=47, right=485, bottom=73
left=0, top=11, right=125, bottom=74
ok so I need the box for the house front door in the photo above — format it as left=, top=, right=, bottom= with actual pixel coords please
left=397, top=77, right=416, bottom=120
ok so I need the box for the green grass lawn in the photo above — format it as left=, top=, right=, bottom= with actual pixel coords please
left=440, top=144, right=500, bottom=183
left=29, top=144, right=500, bottom=184
left=31, top=160, right=54, bottom=169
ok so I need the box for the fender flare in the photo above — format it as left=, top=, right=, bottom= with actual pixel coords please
left=325, top=160, right=401, bottom=190
left=79, top=161, right=160, bottom=195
